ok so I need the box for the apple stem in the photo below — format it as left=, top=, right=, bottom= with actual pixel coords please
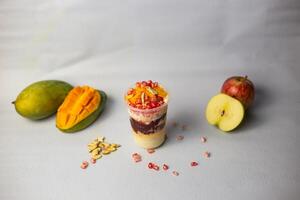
left=11, top=101, right=15, bottom=104
left=245, top=75, right=248, bottom=79
left=221, top=110, right=225, bottom=116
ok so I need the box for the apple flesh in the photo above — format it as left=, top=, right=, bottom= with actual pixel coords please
left=221, top=76, right=255, bottom=109
left=206, top=93, right=244, bottom=132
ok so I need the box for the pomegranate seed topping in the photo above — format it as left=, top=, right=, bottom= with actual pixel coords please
left=176, top=135, right=184, bottom=141
left=153, top=165, right=159, bottom=171
left=172, top=171, right=179, bottom=176
left=191, top=161, right=198, bottom=167
left=203, top=151, right=210, bottom=158
left=136, top=99, right=142, bottom=104
left=163, top=164, right=169, bottom=170
left=147, top=149, right=155, bottom=154
left=141, top=81, right=147, bottom=87
left=201, top=136, right=207, bottom=143
left=148, top=162, right=153, bottom=169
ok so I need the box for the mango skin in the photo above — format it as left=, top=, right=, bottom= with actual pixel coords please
left=58, top=90, right=107, bottom=133
left=14, top=80, right=73, bottom=120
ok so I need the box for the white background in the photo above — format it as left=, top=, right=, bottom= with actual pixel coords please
left=1, top=0, right=300, bottom=199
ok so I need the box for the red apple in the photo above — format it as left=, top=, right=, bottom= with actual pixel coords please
left=221, top=76, right=255, bottom=109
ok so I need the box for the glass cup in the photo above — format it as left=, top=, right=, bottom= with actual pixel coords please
left=126, top=97, right=168, bottom=149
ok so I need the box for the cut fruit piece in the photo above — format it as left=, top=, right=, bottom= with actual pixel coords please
left=56, top=86, right=107, bottom=133
left=206, top=93, right=244, bottom=132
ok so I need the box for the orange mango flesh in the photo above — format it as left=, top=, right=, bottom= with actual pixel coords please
left=125, top=85, right=168, bottom=105
left=56, top=86, right=101, bottom=130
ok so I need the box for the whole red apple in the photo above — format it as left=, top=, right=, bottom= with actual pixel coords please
left=221, top=76, right=255, bottom=109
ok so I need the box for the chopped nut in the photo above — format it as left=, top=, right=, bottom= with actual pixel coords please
left=92, top=154, right=102, bottom=160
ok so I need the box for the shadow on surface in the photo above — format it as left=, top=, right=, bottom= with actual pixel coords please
left=234, top=85, right=272, bottom=133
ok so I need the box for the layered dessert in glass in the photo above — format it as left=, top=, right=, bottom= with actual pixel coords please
left=125, top=80, right=169, bottom=149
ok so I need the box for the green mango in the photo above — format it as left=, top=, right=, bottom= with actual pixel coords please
left=57, top=90, right=107, bottom=133
left=13, top=80, right=73, bottom=120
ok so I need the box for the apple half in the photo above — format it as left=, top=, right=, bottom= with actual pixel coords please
left=206, top=93, right=244, bottom=132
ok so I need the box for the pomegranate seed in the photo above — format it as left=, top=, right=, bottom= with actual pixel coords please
left=81, top=161, right=89, bottom=169
left=203, top=151, right=210, bottom=158
left=201, top=136, right=207, bottom=143
left=153, top=82, right=158, bottom=87
left=80, top=164, right=87, bottom=169
left=150, top=102, right=156, bottom=108
left=136, top=99, right=142, bottom=104
left=82, top=161, right=88, bottom=166
left=176, top=135, right=184, bottom=141
left=132, top=153, right=138, bottom=158
left=141, top=81, right=147, bottom=87
left=147, top=149, right=155, bottom=154
left=147, top=80, right=152, bottom=85
left=132, top=153, right=142, bottom=162
left=191, top=161, right=198, bottom=167
left=90, top=158, right=96, bottom=164
left=163, top=164, right=169, bottom=170
left=133, top=157, right=141, bottom=162
left=153, top=165, right=159, bottom=171
left=172, top=171, right=179, bottom=176
left=148, top=162, right=154, bottom=169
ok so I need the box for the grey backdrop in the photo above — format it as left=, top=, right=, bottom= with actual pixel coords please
left=1, top=0, right=300, bottom=200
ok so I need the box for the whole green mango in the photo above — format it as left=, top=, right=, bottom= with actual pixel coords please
left=13, top=80, right=73, bottom=120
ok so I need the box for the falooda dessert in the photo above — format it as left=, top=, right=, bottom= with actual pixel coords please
left=125, top=80, right=168, bottom=149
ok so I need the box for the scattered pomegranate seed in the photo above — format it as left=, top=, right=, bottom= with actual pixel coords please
left=191, top=161, right=198, bottom=167
left=82, top=161, right=88, bottom=166
left=163, top=164, right=169, bottom=171
left=90, top=158, right=96, bottom=164
left=148, top=162, right=154, bottom=169
left=80, top=164, right=87, bottom=169
left=172, top=171, right=179, bottom=176
left=80, top=161, right=89, bottom=169
left=132, top=153, right=142, bottom=162
left=201, top=136, right=207, bottom=143
left=176, top=135, right=184, bottom=141
left=132, top=153, right=138, bottom=158
left=203, top=151, right=211, bottom=158
left=147, top=149, right=155, bottom=154
left=153, top=165, right=160, bottom=171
